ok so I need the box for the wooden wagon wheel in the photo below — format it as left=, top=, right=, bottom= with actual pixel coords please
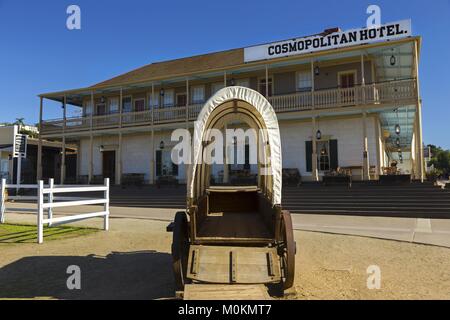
left=171, top=211, right=190, bottom=291
left=278, top=210, right=295, bottom=290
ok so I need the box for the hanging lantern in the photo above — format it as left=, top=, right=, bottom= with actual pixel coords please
left=160, top=88, right=165, bottom=97
left=316, top=130, right=322, bottom=140
left=395, top=137, right=401, bottom=147
left=395, top=124, right=401, bottom=135
left=100, top=96, right=106, bottom=103
left=230, top=78, right=235, bottom=86
left=159, top=141, right=165, bottom=150
left=314, top=66, right=320, bottom=76
left=390, top=55, right=396, bottom=66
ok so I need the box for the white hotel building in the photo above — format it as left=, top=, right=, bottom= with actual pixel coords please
left=37, top=20, right=424, bottom=185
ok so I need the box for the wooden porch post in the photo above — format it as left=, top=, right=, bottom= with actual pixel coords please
left=88, top=91, right=94, bottom=183
left=60, top=95, right=67, bottom=184
left=150, top=83, right=155, bottom=184
left=312, top=117, right=318, bottom=182
left=186, top=78, right=189, bottom=129
left=311, top=59, right=315, bottom=108
left=362, top=112, right=370, bottom=181
left=37, top=96, right=43, bottom=182
left=224, top=71, right=227, bottom=87
left=117, top=87, right=123, bottom=186
left=265, top=65, right=269, bottom=97
left=414, top=41, right=424, bottom=182
left=361, top=53, right=366, bottom=105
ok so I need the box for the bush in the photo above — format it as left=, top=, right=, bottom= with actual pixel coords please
left=427, top=168, right=443, bottom=182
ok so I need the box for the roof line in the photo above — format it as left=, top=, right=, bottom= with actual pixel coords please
left=39, top=36, right=421, bottom=99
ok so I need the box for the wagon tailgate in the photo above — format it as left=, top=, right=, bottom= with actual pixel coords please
left=183, top=284, right=271, bottom=300
left=187, top=245, right=281, bottom=284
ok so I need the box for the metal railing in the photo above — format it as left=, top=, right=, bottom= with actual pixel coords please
left=40, top=79, right=417, bottom=135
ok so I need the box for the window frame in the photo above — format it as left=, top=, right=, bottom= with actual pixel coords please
left=122, top=95, right=133, bottom=113
left=191, top=85, right=205, bottom=104
left=257, top=76, right=274, bottom=97
left=296, top=70, right=313, bottom=92
left=163, top=89, right=175, bottom=107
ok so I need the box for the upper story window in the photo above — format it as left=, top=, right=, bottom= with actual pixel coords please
left=258, top=78, right=273, bottom=97
left=122, top=96, right=132, bottom=113
left=108, top=97, right=119, bottom=114
left=163, top=89, right=174, bottom=107
left=148, top=93, right=159, bottom=109
left=134, top=98, right=145, bottom=112
left=297, top=71, right=312, bottom=92
left=211, top=82, right=224, bottom=95
left=191, top=85, right=205, bottom=104
left=84, top=100, right=93, bottom=116
left=235, top=78, right=250, bottom=88
left=96, top=103, right=106, bottom=116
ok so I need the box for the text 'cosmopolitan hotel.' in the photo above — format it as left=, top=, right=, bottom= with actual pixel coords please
left=38, top=20, right=424, bottom=185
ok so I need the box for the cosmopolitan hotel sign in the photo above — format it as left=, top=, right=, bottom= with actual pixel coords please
left=244, top=20, right=412, bottom=62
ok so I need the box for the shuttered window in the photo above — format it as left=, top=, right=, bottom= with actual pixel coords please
left=305, top=139, right=338, bottom=172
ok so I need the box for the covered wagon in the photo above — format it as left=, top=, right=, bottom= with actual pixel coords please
left=169, top=86, right=295, bottom=296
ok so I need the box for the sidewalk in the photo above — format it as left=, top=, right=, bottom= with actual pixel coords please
left=3, top=201, right=450, bottom=248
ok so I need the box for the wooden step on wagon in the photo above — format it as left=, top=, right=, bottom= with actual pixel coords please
left=168, top=86, right=296, bottom=298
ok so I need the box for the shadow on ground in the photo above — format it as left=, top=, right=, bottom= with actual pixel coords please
left=0, top=250, right=175, bottom=299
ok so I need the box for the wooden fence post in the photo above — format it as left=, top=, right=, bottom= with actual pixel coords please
left=104, top=178, right=109, bottom=231
left=0, top=178, right=6, bottom=224
left=37, top=180, right=44, bottom=244
left=48, top=178, right=54, bottom=227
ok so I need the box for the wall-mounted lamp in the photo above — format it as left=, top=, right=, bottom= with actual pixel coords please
left=230, top=78, right=235, bottom=86
left=100, top=96, right=106, bottom=104
left=99, top=145, right=104, bottom=152
left=160, top=89, right=165, bottom=97
left=314, top=66, right=320, bottom=76
left=316, top=130, right=322, bottom=140
left=159, top=141, right=165, bottom=150
left=390, top=55, right=396, bottom=66
left=395, top=137, right=401, bottom=147
left=395, top=124, right=401, bottom=135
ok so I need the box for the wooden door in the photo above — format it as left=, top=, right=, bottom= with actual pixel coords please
left=102, top=151, right=116, bottom=183
left=339, top=72, right=356, bottom=104
left=176, top=93, right=187, bottom=107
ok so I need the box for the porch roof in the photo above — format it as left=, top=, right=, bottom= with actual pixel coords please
left=38, top=36, right=421, bottom=107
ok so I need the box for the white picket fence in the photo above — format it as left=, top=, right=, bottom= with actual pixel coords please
left=0, top=178, right=110, bottom=244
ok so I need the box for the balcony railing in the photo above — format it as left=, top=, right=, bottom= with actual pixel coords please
left=40, top=79, right=416, bottom=136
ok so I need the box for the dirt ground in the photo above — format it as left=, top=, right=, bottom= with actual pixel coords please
left=0, top=217, right=449, bottom=300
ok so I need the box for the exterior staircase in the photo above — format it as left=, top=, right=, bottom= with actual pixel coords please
left=109, top=182, right=450, bottom=218
left=282, top=182, right=450, bottom=218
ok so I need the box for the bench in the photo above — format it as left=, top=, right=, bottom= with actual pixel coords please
left=121, top=173, right=145, bottom=187
left=282, top=168, right=301, bottom=187
left=156, top=175, right=178, bottom=188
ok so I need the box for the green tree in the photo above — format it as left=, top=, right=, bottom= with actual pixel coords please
left=428, top=144, right=450, bottom=175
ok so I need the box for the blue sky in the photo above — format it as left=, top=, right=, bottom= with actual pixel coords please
left=0, top=0, right=449, bottom=148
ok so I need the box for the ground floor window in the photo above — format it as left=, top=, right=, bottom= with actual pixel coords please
left=317, top=141, right=330, bottom=171
left=305, top=139, right=338, bottom=172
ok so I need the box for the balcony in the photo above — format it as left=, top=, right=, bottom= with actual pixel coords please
left=40, top=79, right=417, bottom=136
